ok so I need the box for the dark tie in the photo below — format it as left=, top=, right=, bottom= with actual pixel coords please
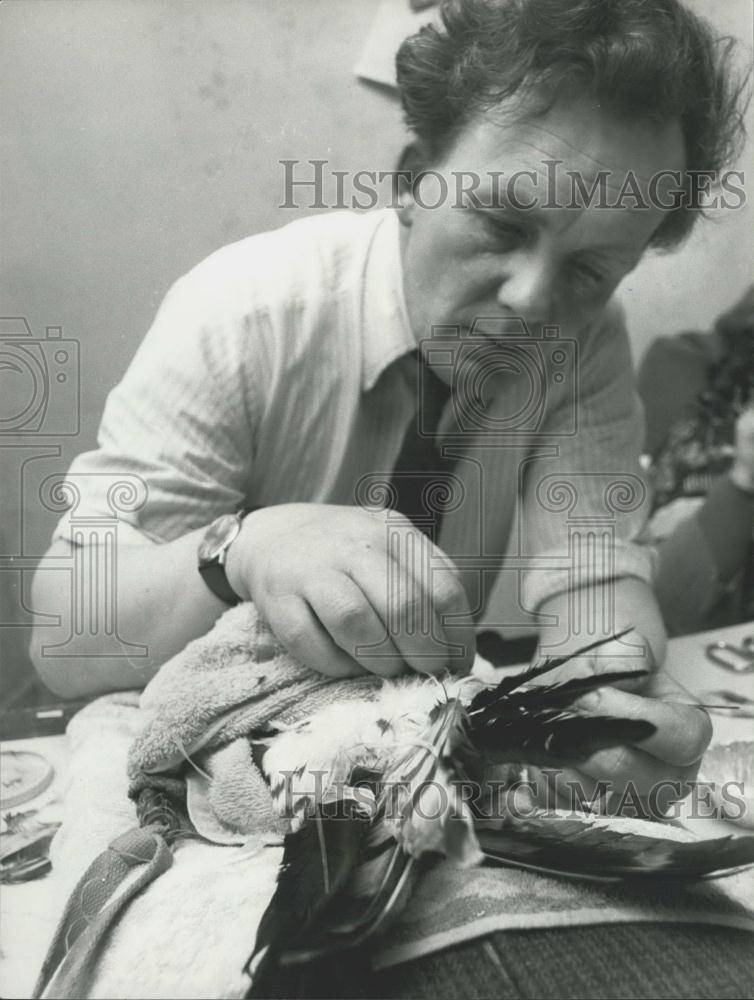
left=389, top=353, right=454, bottom=536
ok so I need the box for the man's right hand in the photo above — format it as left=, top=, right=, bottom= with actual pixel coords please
left=225, top=503, right=475, bottom=679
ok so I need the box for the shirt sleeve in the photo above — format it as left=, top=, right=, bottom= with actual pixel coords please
left=520, top=300, right=654, bottom=612
left=52, top=250, right=265, bottom=545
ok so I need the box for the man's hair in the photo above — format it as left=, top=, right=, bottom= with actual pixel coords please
left=396, top=0, right=750, bottom=247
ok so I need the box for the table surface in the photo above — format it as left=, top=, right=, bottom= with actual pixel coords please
left=1, top=622, right=753, bottom=999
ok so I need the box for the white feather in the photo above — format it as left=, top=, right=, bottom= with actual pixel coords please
left=262, top=674, right=481, bottom=816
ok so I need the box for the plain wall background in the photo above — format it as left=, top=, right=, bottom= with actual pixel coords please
left=1, top=0, right=752, bottom=689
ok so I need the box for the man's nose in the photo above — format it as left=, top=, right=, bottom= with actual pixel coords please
left=496, top=254, right=554, bottom=327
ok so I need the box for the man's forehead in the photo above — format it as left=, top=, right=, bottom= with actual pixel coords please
left=443, top=93, right=686, bottom=191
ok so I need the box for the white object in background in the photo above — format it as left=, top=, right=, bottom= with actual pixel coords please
left=0, top=751, right=54, bottom=811
left=355, top=0, right=440, bottom=88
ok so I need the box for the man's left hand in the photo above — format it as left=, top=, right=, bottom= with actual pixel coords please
left=529, top=632, right=713, bottom=817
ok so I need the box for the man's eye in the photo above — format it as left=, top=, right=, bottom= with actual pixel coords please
left=481, top=214, right=526, bottom=249
left=571, top=261, right=608, bottom=291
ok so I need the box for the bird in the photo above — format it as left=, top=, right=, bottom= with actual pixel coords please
left=242, top=629, right=754, bottom=996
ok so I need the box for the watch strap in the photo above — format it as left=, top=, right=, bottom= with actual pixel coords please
left=198, top=507, right=257, bottom=606
left=199, top=557, right=243, bottom=606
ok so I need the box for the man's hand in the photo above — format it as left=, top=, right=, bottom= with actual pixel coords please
left=561, top=668, right=712, bottom=816
left=528, top=631, right=713, bottom=817
left=225, top=503, right=475, bottom=678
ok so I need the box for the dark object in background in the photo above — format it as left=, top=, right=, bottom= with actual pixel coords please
left=476, top=631, right=538, bottom=667
left=642, top=316, right=754, bottom=509
left=0, top=810, right=61, bottom=884
left=0, top=701, right=89, bottom=740
left=639, top=285, right=754, bottom=633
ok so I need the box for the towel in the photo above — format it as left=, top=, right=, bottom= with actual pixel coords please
left=128, top=603, right=382, bottom=837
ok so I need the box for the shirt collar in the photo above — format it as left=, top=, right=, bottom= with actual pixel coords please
left=360, top=210, right=417, bottom=392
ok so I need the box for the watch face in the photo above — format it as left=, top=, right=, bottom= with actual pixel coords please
left=198, top=513, right=242, bottom=564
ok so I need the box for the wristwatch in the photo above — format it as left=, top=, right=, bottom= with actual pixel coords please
left=197, top=508, right=253, bottom=605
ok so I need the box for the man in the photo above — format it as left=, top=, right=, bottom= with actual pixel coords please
left=31, top=0, right=746, bottom=807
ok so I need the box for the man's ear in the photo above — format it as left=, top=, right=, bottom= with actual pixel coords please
left=394, top=141, right=430, bottom=225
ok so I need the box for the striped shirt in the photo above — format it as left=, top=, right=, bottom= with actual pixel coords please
left=55, top=208, right=652, bottom=620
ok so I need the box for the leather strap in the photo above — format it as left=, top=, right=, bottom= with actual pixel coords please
left=33, top=826, right=173, bottom=999
left=198, top=506, right=259, bottom=606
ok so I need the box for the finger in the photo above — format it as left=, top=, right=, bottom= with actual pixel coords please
left=576, top=744, right=697, bottom=817
left=639, top=668, right=706, bottom=704
left=429, top=555, right=476, bottom=674
left=574, top=683, right=713, bottom=766
left=351, top=536, right=473, bottom=675
left=304, top=573, right=407, bottom=677
left=395, top=530, right=476, bottom=674
left=355, top=558, right=451, bottom=675
left=265, top=594, right=366, bottom=678
left=529, top=758, right=694, bottom=821
left=535, top=631, right=654, bottom=688
left=510, top=764, right=552, bottom=810
left=527, top=765, right=614, bottom=814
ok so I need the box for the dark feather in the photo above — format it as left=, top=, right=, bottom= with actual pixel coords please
left=468, top=710, right=655, bottom=765
left=244, top=690, right=462, bottom=991
left=244, top=794, right=372, bottom=993
left=465, top=667, right=655, bottom=764
left=500, top=667, right=650, bottom=714
left=281, top=828, right=417, bottom=964
left=466, top=627, right=636, bottom=716
left=463, top=629, right=655, bottom=764
left=286, top=701, right=468, bottom=959
left=477, top=811, right=754, bottom=879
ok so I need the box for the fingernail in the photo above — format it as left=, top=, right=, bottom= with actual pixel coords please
left=574, top=690, right=601, bottom=711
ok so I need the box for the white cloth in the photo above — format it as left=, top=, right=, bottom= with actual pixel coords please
left=53, top=208, right=652, bottom=614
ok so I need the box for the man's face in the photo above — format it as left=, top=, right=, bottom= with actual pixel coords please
left=399, top=90, right=686, bottom=375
